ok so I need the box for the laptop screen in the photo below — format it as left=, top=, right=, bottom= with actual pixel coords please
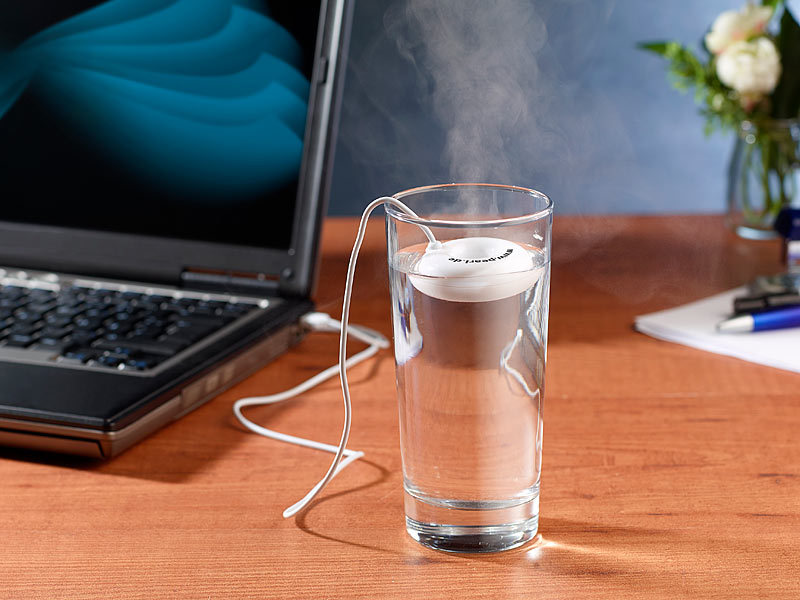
left=0, top=0, right=321, bottom=251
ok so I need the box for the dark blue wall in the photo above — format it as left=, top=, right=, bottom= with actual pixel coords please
left=329, top=0, right=742, bottom=216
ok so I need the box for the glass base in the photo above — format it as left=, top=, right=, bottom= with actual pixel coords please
left=406, top=516, right=538, bottom=553
left=404, top=491, right=539, bottom=553
left=734, top=224, right=780, bottom=240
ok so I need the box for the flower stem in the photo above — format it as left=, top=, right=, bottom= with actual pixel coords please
left=741, top=140, right=756, bottom=221
left=761, top=138, right=773, bottom=220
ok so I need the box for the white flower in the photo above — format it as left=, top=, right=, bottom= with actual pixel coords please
left=716, top=37, right=781, bottom=103
left=705, top=3, right=773, bottom=54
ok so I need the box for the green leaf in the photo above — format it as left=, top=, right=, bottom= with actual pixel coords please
left=762, top=0, right=783, bottom=9
left=637, top=41, right=670, bottom=56
left=772, top=7, right=800, bottom=118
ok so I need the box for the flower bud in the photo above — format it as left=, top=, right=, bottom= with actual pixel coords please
left=705, top=3, right=773, bottom=54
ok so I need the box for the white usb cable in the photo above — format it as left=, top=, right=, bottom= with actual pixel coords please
left=233, top=197, right=431, bottom=518
left=232, top=312, right=389, bottom=516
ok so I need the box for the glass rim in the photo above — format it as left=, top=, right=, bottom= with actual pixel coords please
left=387, top=183, right=553, bottom=228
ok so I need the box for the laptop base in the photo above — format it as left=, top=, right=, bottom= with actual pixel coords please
left=0, top=320, right=304, bottom=458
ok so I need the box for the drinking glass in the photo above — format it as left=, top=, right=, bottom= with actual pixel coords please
left=386, top=183, right=552, bottom=552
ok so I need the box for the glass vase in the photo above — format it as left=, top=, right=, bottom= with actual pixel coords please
left=726, top=119, right=800, bottom=240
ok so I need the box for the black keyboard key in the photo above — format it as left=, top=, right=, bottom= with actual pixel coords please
left=28, top=287, right=54, bottom=295
left=154, top=336, right=191, bottom=352
left=39, top=327, right=71, bottom=341
left=57, top=300, right=83, bottom=310
left=13, top=310, right=42, bottom=323
left=40, top=326, right=72, bottom=339
left=63, top=348, right=98, bottom=362
left=33, top=339, right=71, bottom=353
left=104, top=347, right=135, bottom=357
left=27, top=301, right=56, bottom=313
left=84, top=307, right=114, bottom=319
left=172, top=324, right=215, bottom=341
left=3, top=286, right=28, bottom=297
left=174, top=316, right=220, bottom=328
left=169, top=314, right=227, bottom=328
left=28, top=290, right=55, bottom=302
left=0, top=298, right=27, bottom=310
left=73, top=317, right=103, bottom=330
left=125, top=355, right=162, bottom=370
left=134, top=301, right=159, bottom=312
left=139, top=314, right=165, bottom=325
left=45, top=315, right=74, bottom=327
left=105, top=321, right=133, bottom=333
left=84, top=287, right=111, bottom=297
left=160, top=301, right=183, bottom=313
left=124, top=331, right=158, bottom=342
left=120, top=291, right=144, bottom=300
left=130, top=325, right=165, bottom=338
left=7, top=323, right=39, bottom=335
left=160, top=333, right=198, bottom=346
left=139, top=312, right=163, bottom=323
left=93, top=338, right=186, bottom=357
left=70, top=330, right=98, bottom=345
left=56, top=291, right=83, bottom=303
left=187, top=305, right=218, bottom=317
left=5, top=333, right=37, bottom=347
left=223, top=303, right=249, bottom=314
left=82, top=298, right=107, bottom=309
left=95, top=355, right=122, bottom=368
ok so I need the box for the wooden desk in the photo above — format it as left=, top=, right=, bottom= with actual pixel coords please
left=2, top=216, right=799, bottom=599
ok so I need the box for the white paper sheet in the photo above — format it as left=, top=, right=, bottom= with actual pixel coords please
left=634, top=287, right=800, bottom=374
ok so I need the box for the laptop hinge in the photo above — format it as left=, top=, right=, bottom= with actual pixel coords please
left=180, top=270, right=280, bottom=297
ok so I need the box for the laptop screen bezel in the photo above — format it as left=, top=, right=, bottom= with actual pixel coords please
left=0, top=0, right=352, bottom=298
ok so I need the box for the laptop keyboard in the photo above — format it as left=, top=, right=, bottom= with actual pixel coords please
left=0, top=274, right=266, bottom=374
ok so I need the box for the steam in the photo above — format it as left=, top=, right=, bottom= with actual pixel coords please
left=339, top=0, right=632, bottom=218
left=376, top=0, right=630, bottom=234
left=336, top=0, right=728, bottom=304
left=384, top=0, right=548, bottom=185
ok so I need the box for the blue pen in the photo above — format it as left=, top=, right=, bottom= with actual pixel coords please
left=717, top=305, right=800, bottom=333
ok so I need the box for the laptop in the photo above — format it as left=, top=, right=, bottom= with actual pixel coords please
left=0, top=0, right=353, bottom=458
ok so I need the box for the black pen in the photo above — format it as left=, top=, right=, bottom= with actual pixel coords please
left=733, top=293, right=800, bottom=314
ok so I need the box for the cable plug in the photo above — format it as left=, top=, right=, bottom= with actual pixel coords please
left=300, top=311, right=338, bottom=333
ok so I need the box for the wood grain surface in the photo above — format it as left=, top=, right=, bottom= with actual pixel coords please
left=1, top=215, right=798, bottom=599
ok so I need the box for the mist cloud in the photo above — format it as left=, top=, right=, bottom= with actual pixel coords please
left=339, top=0, right=639, bottom=218
left=384, top=0, right=549, bottom=185
left=335, top=0, right=735, bottom=305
